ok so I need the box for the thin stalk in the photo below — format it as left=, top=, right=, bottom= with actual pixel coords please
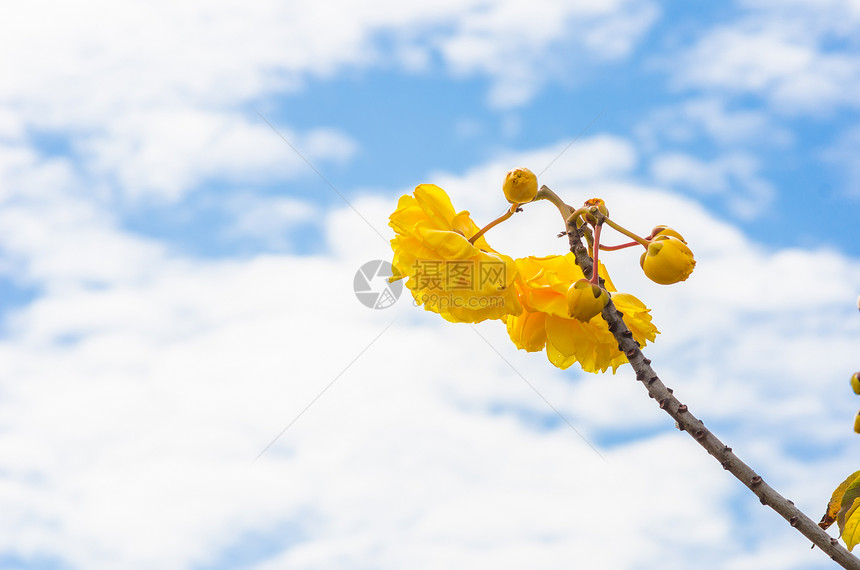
left=603, top=217, right=650, bottom=248
left=469, top=204, right=517, bottom=245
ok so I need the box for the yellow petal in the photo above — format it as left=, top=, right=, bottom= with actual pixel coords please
left=413, top=184, right=457, bottom=226
left=651, top=226, right=687, bottom=243
left=525, top=287, right=569, bottom=318
left=546, top=341, right=578, bottom=369
left=506, top=310, right=547, bottom=351
left=416, top=227, right=479, bottom=260
left=843, top=497, right=860, bottom=551
left=596, top=261, right=616, bottom=292
left=613, top=293, right=660, bottom=345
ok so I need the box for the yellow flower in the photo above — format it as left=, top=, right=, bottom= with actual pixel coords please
left=502, top=167, right=538, bottom=204
left=505, top=253, right=659, bottom=373
left=389, top=184, right=522, bottom=323
left=640, top=235, right=696, bottom=285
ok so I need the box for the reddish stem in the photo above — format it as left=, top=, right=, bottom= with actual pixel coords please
left=599, top=240, right=643, bottom=251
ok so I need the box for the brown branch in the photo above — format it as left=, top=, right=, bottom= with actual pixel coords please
left=555, top=190, right=860, bottom=569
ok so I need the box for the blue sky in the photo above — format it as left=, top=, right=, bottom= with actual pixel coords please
left=2, top=1, right=860, bottom=569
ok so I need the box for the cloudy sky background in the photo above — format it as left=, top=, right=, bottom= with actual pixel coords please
left=2, top=1, right=860, bottom=568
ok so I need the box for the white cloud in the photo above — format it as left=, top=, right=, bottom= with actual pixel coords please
left=2, top=146, right=859, bottom=568
left=668, top=9, right=860, bottom=114
left=0, top=147, right=164, bottom=289
left=0, top=0, right=660, bottom=202
left=0, top=0, right=660, bottom=119
left=740, top=0, right=860, bottom=36
left=226, top=195, right=320, bottom=248
left=635, top=97, right=794, bottom=149
left=76, top=108, right=357, bottom=202
left=5, top=115, right=860, bottom=567
left=650, top=152, right=775, bottom=219
left=437, top=0, right=658, bottom=108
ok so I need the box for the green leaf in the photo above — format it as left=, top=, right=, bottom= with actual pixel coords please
left=820, top=470, right=860, bottom=530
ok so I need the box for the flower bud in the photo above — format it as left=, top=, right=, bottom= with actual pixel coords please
left=854, top=411, right=860, bottom=434
left=852, top=372, right=860, bottom=395
left=503, top=167, right=538, bottom=204
left=651, top=226, right=686, bottom=243
left=640, top=235, right=696, bottom=285
left=566, top=278, right=609, bottom=322
left=583, top=198, right=609, bottom=223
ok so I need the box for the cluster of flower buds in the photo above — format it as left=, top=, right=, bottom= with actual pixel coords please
left=496, top=167, right=700, bottom=326
left=557, top=185, right=696, bottom=321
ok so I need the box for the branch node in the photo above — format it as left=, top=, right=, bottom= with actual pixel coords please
left=790, top=516, right=799, bottom=527
left=647, top=376, right=658, bottom=385
left=760, top=496, right=768, bottom=505
left=695, top=429, right=706, bottom=440
left=751, top=476, right=762, bottom=487
left=667, top=388, right=673, bottom=394
left=621, top=330, right=633, bottom=338
left=642, top=358, right=651, bottom=365
left=625, top=348, right=637, bottom=358
left=678, top=404, right=688, bottom=413
left=721, top=461, right=730, bottom=470
left=659, top=398, right=668, bottom=409
left=723, top=446, right=732, bottom=453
